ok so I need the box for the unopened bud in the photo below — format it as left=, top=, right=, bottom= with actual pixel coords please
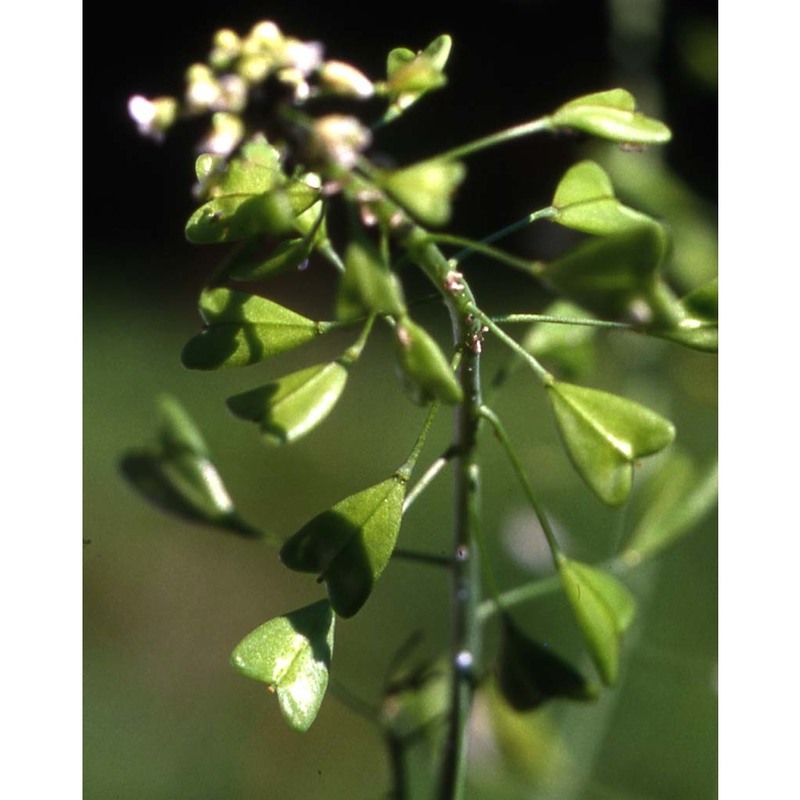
left=239, top=54, right=271, bottom=83
left=319, top=61, right=374, bottom=98
left=218, top=74, right=248, bottom=113
left=185, top=63, right=221, bottom=111
left=282, top=39, right=324, bottom=75
left=199, top=112, right=244, bottom=156
left=209, top=28, right=242, bottom=70
left=214, top=28, right=241, bottom=52
left=249, top=21, right=282, bottom=46
left=310, top=115, right=372, bottom=169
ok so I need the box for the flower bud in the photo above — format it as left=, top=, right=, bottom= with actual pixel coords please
left=282, top=38, right=324, bottom=75
left=218, top=74, right=248, bottom=113
left=249, top=21, right=282, bottom=47
left=319, top=61, right=374, bottom=98
left=238, top=54, right=272, bottom=83
left=308, top=115, right=372, bottom=169
left=185, top=63, right=221, bottom=111
left=199, top=112, right=244, bottom=156
left=209, top=28, right=242, bottom=70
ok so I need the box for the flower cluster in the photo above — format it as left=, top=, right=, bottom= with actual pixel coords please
left=128, top=20, right=375, bottom=156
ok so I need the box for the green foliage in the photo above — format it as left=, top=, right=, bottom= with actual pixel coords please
left=548, top=89, right=672, bottom=144
left=623, top=450, right=719, bottom=563
left=338, top=236, right=407, bottom=318
left=496, top=613, right=597, bottom=710
left=651, top=277, right=719, bottom=352
left=394, top=316, right=463, bottom=405
left=230, top=599, right=335, bottom=731
left=226, top=360, right=350, bottom=444
left=383, top=34, right=452, bottom=120
left=521, top=300, right=598, bottom=379
left=546, top=380, right=675, bottom=505
left=378, top=159, right=466, bottom=226
left=181, top=287, right=324, bottom=369
left=539, top=224, right=670, bottom=322
left=121, top=18, right=716, bottom=800
left=121, top=395, right=258, bottom=537
left=556, top=557, right=637, bottom=686
left=280, top=474, right=407, bottom=618
left=551, top=160, right=655, bottom=235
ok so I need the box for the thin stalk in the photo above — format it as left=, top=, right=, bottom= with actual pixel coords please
left=448, top=207, right=557, bottom=267
left=471, top=308, right=553, bottom=384
left=491, top=313, right=636, bottom=332
left=479, top=406, right=562, bottom=562
left=339, top=314, right=376, bottom=367
left=392, top=548, right=452, bottom=568
left=403, top=447, right=457, bottom=513
left=434, top=117, right=552, bottom=162
left=398, top=400, right=442, bottom=481
left=477, top=552, right=629, bottom=623
left=477, top=573, right=562, bottom=623
left=471, top=493, right=503, bottom=616
left=426, top=233, right=540, bottom=276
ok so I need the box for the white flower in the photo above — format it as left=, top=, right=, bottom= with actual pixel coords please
left=311, top=115, right=372, bottom=169
left=128, top=95, right=177, bottom=139
left=282, top=39, right=324, bottom=75
left=128, top=95, right=157, bottom=132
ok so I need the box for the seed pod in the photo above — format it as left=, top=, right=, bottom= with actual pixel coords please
left=394, top=317, right=462, bottom=405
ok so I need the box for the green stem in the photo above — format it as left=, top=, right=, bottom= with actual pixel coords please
left=427, top=233, right=540, bottom=276
left=403, top=446, right=457, bottom=513
left=398, top=401, right=442, bottom=480
left=478, top=406, right=562, bottom=562
left=435, top=289, right=483, bottom=800
left=392, top=548, right=452, bottom=568
left=434, top=117, right=552, bottom=162
left=317, top=240, right=346, bottom=273
left=477, top=573, right=562, bottom=623
left=472, top=496, right=503, bottom=616
left=490, top=313, right=636, bottom=332
left=316, top=317, right=367, bottom=336
left=449, top=207, right=557, bottom=267
left=471, top=308, right=553, bottom=384
left=339, top=170, right=489, bottom=800
left=339, top=314, right=376, bottom=366
left=477, top=553, right=627, bottom=623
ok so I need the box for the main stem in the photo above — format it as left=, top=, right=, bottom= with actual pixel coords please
left=438, top=308, right=482, bottom=800
left=401, top=227, right=484, bottom=798
left=342, top=176, right=486, bottom=797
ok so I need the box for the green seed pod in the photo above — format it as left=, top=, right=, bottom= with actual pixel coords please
left=394, top=317, right=462, bottom=405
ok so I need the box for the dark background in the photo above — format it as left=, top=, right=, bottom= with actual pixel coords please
left=85, top=0, right=717, bottom=281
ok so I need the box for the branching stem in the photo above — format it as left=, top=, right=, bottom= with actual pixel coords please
left=478, top=406, right=562, bottom=562
left=448, top=207, right=557, bottom=266
left=470, top=307, right=553, bottom=384
left=403, top=446, right=457, bottom=513
left=434, top=117, right=551, bottom=161
left=427, top=233, right=541, bottom=275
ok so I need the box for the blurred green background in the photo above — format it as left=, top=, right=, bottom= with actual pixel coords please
left=84, top=1, right=717, bottom=797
